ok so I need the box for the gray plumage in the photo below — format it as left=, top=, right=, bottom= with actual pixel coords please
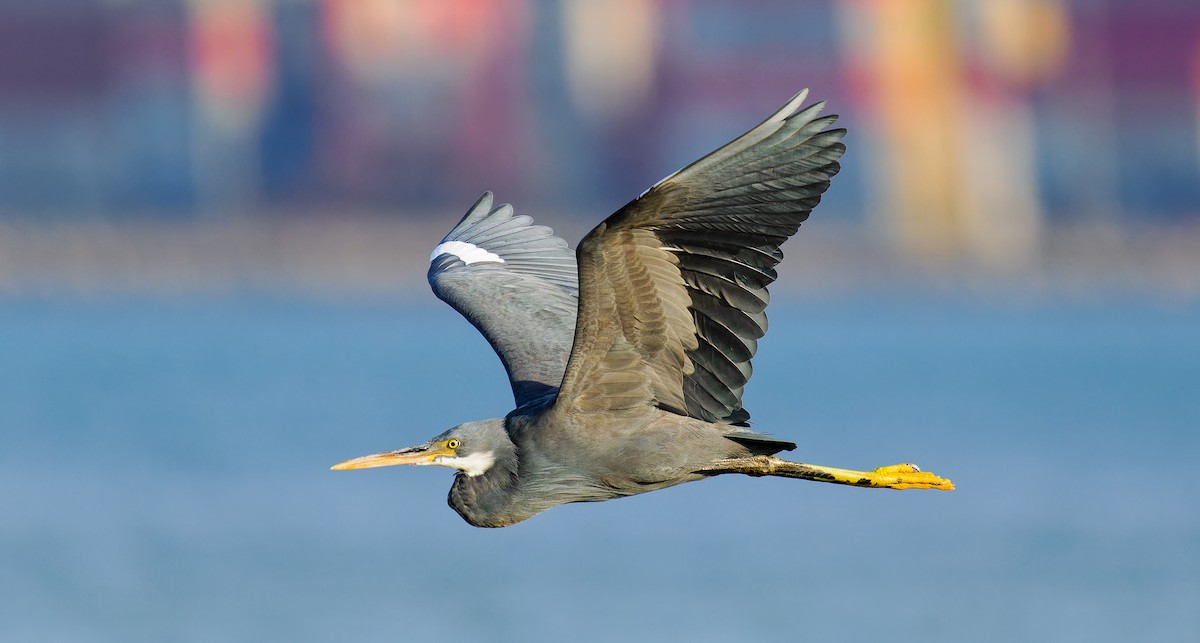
left=428, top=194, right=578, bottom=409
left=332, top=89, right=955, bottom=527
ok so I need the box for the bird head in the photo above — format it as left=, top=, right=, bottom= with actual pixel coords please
left=330, top=419, right=508, bottom=478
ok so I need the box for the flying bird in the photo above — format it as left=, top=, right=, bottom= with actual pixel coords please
left=332, top=90, right=953, bottom=527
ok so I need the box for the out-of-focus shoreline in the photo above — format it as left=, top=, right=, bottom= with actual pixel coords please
left=1, top=215, right=1197, bottom=298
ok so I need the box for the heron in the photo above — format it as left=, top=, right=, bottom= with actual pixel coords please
left=332, top=89, right=953, bottom=527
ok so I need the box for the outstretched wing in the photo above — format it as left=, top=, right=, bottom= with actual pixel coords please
left=553, top=89, right=846, bottom=423
left=429, top=192, right=579, bottom=410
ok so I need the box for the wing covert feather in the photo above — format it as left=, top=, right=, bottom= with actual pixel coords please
left=429, top=193, right=578, bottom=410
left=554, top=90, right=846, bottom=423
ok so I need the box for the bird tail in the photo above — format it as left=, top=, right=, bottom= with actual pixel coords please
left=724, top=430, right=797, bottom=455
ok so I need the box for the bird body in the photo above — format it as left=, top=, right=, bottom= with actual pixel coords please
left=440, top=409, right=787, bottom=528
left=333, top=90, right=953, bottom=527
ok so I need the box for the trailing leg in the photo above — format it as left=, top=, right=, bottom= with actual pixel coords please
left=695, top=456, right=954, bottom=490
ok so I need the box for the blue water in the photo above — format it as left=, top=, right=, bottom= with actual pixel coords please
left=2, top=295, right=1198, bottom=642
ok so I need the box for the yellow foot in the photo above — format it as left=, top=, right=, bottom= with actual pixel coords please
left=868, top=463, right=955, bottom=490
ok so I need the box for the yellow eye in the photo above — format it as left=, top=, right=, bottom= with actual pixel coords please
left=446, top=438, right=461, bottom=450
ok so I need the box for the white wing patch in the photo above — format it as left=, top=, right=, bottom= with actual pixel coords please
left=430, top=241, right=505, bottom=265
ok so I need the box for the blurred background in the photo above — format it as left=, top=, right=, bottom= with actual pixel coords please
left=2, top=1, right=1198, bottom=642
left=2, top=0, right=1199, bottom=291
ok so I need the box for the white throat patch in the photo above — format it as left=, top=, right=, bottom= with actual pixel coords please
left=430, top=241, right=504, bottom=265
left=440, top=451, right=496, bottom=477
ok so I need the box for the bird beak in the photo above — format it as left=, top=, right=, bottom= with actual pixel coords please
left=330, top=443, right=452, bottom=471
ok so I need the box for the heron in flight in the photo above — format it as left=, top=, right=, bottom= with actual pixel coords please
left=333, top=90, right=953, bottom=527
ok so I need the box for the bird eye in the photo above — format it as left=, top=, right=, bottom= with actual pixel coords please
left=446, top=439, right=461, bottom=449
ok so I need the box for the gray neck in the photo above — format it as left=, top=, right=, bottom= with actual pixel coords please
left=447, top=459, right=524, bottom=528
left=445, top=414, right=623, bottom=527
left=448, top=455, right=624, bottom=527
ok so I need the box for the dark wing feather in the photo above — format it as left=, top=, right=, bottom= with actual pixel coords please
left=429, top=193, right=578, bottom=410
left=553, top=89, right=846, bottom=423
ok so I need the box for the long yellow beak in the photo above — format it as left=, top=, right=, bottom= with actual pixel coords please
left=330, top=444, right=452, bottom=471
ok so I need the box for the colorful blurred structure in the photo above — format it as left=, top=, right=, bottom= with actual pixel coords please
left=0, top=0, right=1197, bottom=276
left=842, top=0, right=1063, bottom=268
